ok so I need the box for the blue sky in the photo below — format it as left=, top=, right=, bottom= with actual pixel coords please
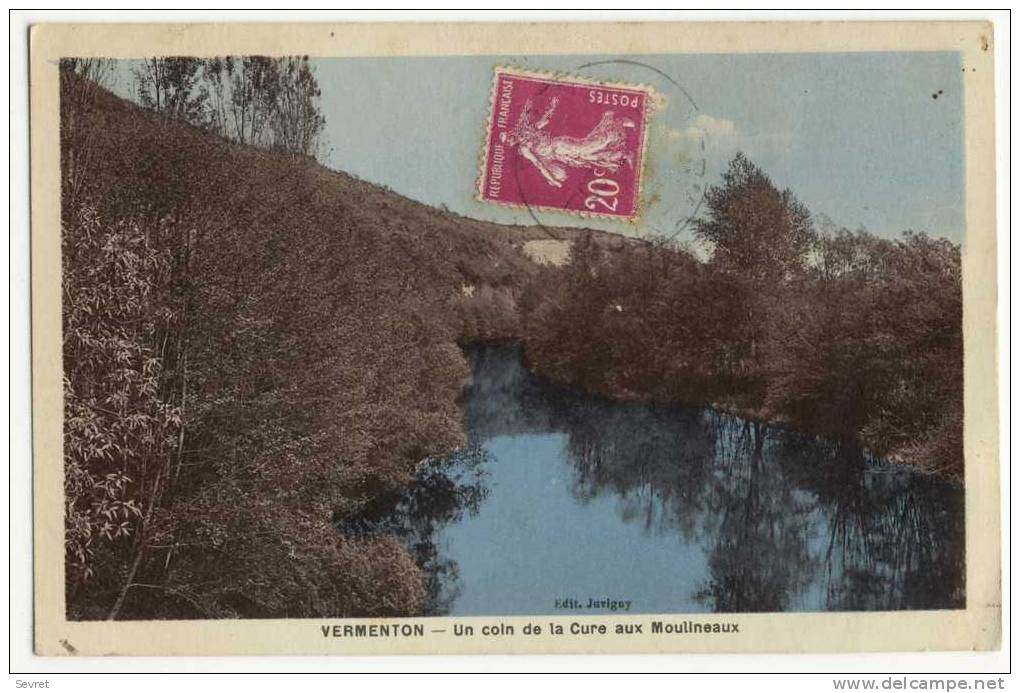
left=110, top=52, right=966, bottom=243
left=311, top=53, right=964, bottom=244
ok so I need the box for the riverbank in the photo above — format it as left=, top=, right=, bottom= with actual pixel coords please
left=514, top=230, right=963, bottom=481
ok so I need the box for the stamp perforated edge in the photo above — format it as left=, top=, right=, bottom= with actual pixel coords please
left=475, top=65, right=660, bottom=224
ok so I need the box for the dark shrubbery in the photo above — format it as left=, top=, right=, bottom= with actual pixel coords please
left=60, top=73, right=536, bottom=619
left=764, top=229, right=962, bottom=475
left=522, top=157, right=963, bottom=478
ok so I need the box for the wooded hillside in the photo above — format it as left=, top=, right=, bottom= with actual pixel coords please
left=61, top=72, right=617, bottom=619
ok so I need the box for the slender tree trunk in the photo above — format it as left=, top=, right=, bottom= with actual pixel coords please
left=106, top=546, right=144, bottom=621
left=107, top=461, right=163, bottom=620
left=173, top=354, right=188, bottom=487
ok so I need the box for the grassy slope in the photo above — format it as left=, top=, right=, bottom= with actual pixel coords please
left=69, top=86, right=633, bottom=619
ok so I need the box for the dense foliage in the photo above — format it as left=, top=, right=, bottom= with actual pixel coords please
left=60, top=70, right=551, bottom=619
left=61, top=68, right=963, bottom=621
left=522, top=156, right=963, bottom=477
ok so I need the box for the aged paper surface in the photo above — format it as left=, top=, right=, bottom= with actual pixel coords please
left=31, top=21, right=999, bottom=656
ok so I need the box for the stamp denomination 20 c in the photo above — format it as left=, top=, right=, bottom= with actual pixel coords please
left=478, top=67, right=654, bottom=221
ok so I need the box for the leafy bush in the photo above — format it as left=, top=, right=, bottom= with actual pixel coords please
left=62, top=206, right=181, bottom=607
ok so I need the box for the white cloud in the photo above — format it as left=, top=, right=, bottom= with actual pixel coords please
left=666, top=113, right=737, bottom=145
left=662, top=114, right=796, bottom=164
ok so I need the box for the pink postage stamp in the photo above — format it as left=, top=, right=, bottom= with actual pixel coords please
left=478, top=67, right=654, bottom=221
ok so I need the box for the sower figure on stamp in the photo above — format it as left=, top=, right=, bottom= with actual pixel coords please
left=502, top=97, right=635, bottom=188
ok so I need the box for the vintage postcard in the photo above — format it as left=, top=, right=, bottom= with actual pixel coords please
left=29, top=21, right=1000, bottom=656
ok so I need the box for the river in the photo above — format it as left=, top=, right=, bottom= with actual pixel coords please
left=354, top=343, right=964, bottom=616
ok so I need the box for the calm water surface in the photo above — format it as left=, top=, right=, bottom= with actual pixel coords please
left=362, top=344, right=964, bottom=616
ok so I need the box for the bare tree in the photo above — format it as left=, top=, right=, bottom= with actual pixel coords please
left=270, top=57, right=326, bottom=157
left=129, top=55, right=328, bottom=158
left=200, top=57, right=231, bottom=138
left=133, top=58, right=208, bottom=125
left=59, top=58, right=112, bottom=210
left=226, top=56, right=280, bottom=147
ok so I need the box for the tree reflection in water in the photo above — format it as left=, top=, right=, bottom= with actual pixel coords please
left=692, top=419, right=819, bottom=612
left=347, top=447, right=490, bottom=614
left=373, top=344, right=964, bottom=615
left=399, top=449, right=491, bottom=613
